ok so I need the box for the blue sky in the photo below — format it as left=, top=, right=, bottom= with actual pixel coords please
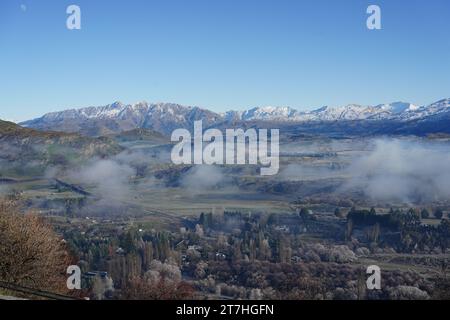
left=0, top=0, right=449, bottom=121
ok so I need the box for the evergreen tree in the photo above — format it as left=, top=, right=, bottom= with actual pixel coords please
left=421, top=208, right=430, bottom=219
left=435, top=208, right=444, bottom=220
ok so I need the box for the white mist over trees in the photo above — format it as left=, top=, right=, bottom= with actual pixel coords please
left=344, top=139, right=450, bottom=202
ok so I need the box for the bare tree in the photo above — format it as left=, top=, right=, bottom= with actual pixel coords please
left=0, top=200, right=71, bottom=296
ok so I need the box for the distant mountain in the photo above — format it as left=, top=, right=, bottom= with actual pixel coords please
left=224, top=102, right=424, bottom=122
left=224, top=106, right=299, bottom=122
left=20, top=98, right=450, bottom=137
left=21, top=102, right=221, bottom=136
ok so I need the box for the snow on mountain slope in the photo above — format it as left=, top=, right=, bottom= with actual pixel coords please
left=376, top=102, right=418, bottom=114
left=224, top=102, right=420, bottom=121
left=21, top=102, right=222, bottom=136
left=20, top=98, right=450, bottom=136
left=397, top=98, right=450, bottom=121
left=241, top=106, right=300, bottom=121
left=307, top=104, right=377, bottom=121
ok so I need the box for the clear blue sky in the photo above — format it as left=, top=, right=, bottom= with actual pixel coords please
left=1, top=0, right=449, bottom=122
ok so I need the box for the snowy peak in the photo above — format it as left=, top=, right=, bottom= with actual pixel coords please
left=225, top=102, right=424, bottom=122
left=21, top=101, right=221, bottom=136
left=305, top=102, right=420, bottom=121
left=36, top=101, right=221, bottom=122
left=403, top=98, right=450, bottom=120
left=20, top=98, right=450, bottom=136
left=241, top=106, right=299, bottom=121
left=39, top=101, right=126, bottom=121
left=375, top=102, right=418, bottom=114
left=308, top=104, right=372, bottom=121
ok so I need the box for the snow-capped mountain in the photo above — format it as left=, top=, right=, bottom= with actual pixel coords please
left=20, top=98, right=450, bottom=136
left=397, top=98, right=450, bottom=121
left=224, top=102, right=424, bottom=122
left=21, top=102, right=222, bottom=136
left=223, top=106, right=300, bottom=122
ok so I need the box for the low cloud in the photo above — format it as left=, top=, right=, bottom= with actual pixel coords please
left=181, top=165, right=227, bottom=193
left=342, top=139, right=450, bottom=203
left=68, top=158, right=135, bottom=201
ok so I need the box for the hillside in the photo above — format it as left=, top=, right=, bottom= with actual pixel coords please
left=109, top=128, right=169, bottom=145
left=0, top=120, right=123, bottom=171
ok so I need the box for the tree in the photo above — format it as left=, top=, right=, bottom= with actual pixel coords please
left=345, top=219, right=353, bottom=241
left=121, top=260, right=194, bottom=300
left=0, top=200, right=72, bottom=296
left=299, top=208, right=310, bottom=224
left=369, top=223, right=380, bottom=244
left=120, top=231, right=137, bottom=253
left=278, top=237, right=292, bottom=263
left=231, top=239, right=242, bottom=263
left=199, top=212, right=213, bottom=229
left=438, top=220, right=450, bottom=251
left=258, top=238, right=271, bottom=261
left=420, top=209, right=430, bottom=219
left=299, top=208, right=309, bottom=217
left=199, top=212, right=205, bottom=225
left=91, top=275, right=114, bottom=300
left=434, top=209, right=444, bottom=220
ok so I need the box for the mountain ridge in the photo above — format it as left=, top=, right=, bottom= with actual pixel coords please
left=19, top=98, right=450, bottom=136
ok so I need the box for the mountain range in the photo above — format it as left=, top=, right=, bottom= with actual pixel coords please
left=19, top=98, right=450, bottom=136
